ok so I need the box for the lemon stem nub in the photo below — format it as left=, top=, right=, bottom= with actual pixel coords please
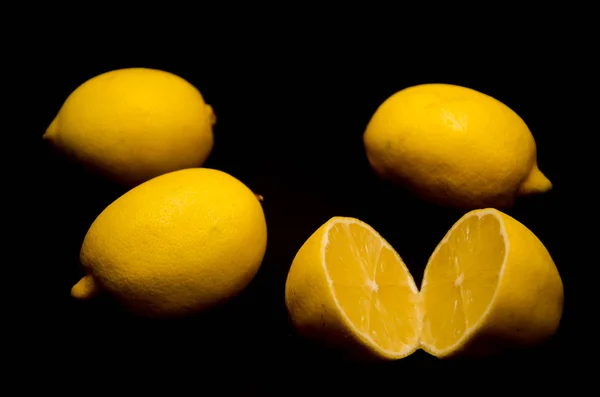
left=71, top=274, right=101, bottom=300
left=518, top=164, right=553, bottom=196
left=206, top=104, right=217, bottom=126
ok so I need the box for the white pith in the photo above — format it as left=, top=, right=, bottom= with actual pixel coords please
left=320, top=217, right=421, bottom=358
left=420, top=208, right=509, bottom=356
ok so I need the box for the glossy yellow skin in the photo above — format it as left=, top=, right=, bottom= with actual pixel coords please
left=285, top=217, right=421, bottom=360
left=364, top=84, right=552, bottom=209
left=420, top=209, right=564, bottom=357
left=72, top=168, right=267, bottom=318
left=44, top=68, right=215, bottom=187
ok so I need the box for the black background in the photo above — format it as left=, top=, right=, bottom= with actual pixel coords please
left=30, top=33, right=578, bottom=392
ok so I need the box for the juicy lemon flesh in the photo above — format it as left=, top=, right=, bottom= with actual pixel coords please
left=324, top=221, right=420, bottom=354
left=421, top=213, right=505, bottom=352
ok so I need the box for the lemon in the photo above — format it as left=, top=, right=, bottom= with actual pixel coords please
left=285, top=217, right=421, bottom=360
left=420, top=208, right=563, bottom=357
left=44, top=68, right=216, bottom=187
left=363, top=83, right=552, bottom=209
left=71, top=168, right=267, bottom=318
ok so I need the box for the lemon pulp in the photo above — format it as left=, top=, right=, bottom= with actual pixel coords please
left=421, top=212, right=505, bottom=352
left=324, top=219, right=420, bottom=354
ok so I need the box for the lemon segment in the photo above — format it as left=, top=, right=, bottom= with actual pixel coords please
left=285, top=217, right=421, bottom=360
left=420, top=209, right=563, bottom=357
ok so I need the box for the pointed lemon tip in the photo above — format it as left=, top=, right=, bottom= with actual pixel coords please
left=71, top=274, right=101, bottom=300
left=518, top=164, right=552, bottom=196
left=43, top=117, right=58, bottom=141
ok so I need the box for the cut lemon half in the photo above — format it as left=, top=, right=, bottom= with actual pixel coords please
left=285, top=217, right=421, bottom=360
left=420, top=208, right=563, bottom=358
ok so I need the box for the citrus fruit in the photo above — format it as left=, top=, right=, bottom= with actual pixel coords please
left=420, top=208, right=563, bottom=357
left=285, top=217, right=421, bottom=360
left=363, top=83, right=552, bottom=209
left=44, top=67, right=216, bottom=187
left=71, top=168, right=267, bottom=318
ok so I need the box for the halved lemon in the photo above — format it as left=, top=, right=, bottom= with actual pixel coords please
left=420, top=208, right=564, bottom=358
left=285, top=217, right=421, bottom=360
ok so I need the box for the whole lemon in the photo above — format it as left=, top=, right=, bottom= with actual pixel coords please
left=363, top=83, right=552, bottom=209
left=44, top=68, right=216, bottom=187
left=71, top=168, right=267, bottom=318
